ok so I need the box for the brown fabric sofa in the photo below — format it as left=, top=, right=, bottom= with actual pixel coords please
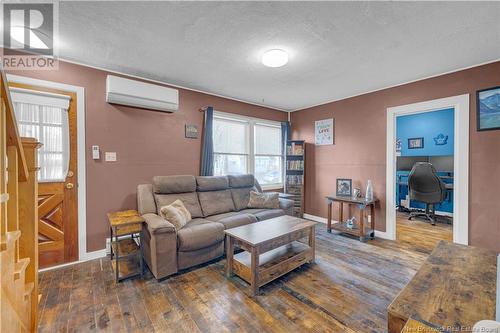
left=137, top=174, right=294, bottom=279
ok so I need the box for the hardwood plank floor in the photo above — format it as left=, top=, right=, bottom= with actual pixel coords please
left=38, top=224, right=429, bottom=333
left=396, top=212, right=452, bottom=253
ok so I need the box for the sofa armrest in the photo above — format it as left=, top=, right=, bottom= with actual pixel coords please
left=143, top=213, right=176, bottom=234
left=141, top=213, right=178, bottom=279
left=279, top=198, right=294, bottom=216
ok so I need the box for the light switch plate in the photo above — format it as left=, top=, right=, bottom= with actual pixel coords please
left=105, top=152, right=117, bottom=162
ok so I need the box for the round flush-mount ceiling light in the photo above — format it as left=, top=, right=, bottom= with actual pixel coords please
left=261, top=49, right=289, bottom=68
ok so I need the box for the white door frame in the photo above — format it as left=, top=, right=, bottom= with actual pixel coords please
left=386, top=94, right=469, bottom=245
left=6, top=74, right=94, bottom=260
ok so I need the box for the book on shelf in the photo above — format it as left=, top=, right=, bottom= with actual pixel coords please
left=286, top=175, right=303, bottom=185
left=286, top=142, right=304, bottom=156
left=286, top=160, right=304, bottom=171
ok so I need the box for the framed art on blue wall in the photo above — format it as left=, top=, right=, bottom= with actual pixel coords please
left=477, top=86, right=500, bottom=131
left=408, top=137, right=424, bottom=149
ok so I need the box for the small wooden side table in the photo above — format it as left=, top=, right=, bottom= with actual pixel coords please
left=107, top=210, right=145, bottom=282
left=326, top=194, right=378, bottom=241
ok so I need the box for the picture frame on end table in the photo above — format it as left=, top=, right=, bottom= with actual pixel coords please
left=336, top=178, right=352, bottom=197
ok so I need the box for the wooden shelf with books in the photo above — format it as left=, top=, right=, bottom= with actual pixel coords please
left=285, top=140, right=305, bottom=217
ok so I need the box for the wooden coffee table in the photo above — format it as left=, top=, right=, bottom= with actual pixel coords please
left=225, top=215, right=317, bottom=296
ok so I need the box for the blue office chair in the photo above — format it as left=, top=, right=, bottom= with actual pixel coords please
left=407, top=162, right=447, bottom=225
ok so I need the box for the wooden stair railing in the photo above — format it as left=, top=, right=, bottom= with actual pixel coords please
left=0, top=70, right=40, bottom=332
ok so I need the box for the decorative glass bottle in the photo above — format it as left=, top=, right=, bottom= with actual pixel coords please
left=365, top=180, right=373, bottom=201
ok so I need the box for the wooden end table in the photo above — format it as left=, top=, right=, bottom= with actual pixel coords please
left=107, top=210, right=145, bottom=282
left=225, top=215, right=317, bottom=296
left=326, top=194, right=378, bottom=241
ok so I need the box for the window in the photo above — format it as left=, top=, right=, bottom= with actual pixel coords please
left=213, top=116, right=249, bottom=176
left=213, top=112, right=283, bottom=188
left=11, top=89, right=70, bottom=182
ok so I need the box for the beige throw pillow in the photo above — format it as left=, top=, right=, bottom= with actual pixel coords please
left=159, top=199, right=191, bottom=230
left=248, top=191, right=280, bottom=209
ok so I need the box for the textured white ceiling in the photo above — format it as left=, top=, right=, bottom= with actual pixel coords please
left=58, top=1, right=500, bottom=111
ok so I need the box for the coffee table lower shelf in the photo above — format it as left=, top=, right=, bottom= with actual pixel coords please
left=232, top=241, right=313, bottom=290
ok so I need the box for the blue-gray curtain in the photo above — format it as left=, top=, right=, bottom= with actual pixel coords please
left=281, top=121, right=291, bottom=155
left=200, top=106, right=214, bottom=176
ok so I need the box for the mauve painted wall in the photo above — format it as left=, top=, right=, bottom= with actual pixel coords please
left=290, top=61, right=500, bottom=252
left=8, top=61, right=287, bottom=252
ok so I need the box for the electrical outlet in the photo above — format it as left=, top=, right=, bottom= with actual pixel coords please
left=105, top=238, right=111, bottom=255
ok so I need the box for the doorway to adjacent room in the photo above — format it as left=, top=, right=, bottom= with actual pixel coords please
left=386, top=94, right=469, bottom=248
left=394, top=108, right=454, bottom=251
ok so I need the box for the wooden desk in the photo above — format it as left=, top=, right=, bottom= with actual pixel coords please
left=388, top=241, right=497, bottom=333
left=326, top=195, right=378, bottom=241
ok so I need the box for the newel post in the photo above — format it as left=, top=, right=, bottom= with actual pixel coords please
left=18, top=137, right=41, bottom=332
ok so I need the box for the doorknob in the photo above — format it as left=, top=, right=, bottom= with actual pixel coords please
left=65, top=183, right=74, bottom=189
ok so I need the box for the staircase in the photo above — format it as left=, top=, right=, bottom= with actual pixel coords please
left=0, top=71, right=40, bottom=332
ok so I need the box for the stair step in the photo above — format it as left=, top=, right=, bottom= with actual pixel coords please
left=13, top=258, right=30, bottom=280
left=1, top=230, right=21, bottom=251
left=24, top=282, right=34, bottom=301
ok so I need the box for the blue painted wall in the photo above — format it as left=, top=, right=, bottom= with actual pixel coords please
left=396, top=108, right=454, bottom=156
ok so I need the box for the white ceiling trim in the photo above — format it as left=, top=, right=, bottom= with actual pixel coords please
left=58, top=57, right=289, bottom=113
left=289, top=57, right=500, bottom=112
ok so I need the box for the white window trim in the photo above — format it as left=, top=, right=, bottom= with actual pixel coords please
left=213, top=111, right=283, bottom=190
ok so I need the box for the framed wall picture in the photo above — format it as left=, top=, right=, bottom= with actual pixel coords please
left=336, top=178, right=352, bottom=197
left=185, top=124, right=198, bottom=139
left=408, top=137, right=424, bottom=149
left=315, top=118, right=334, bottom=145
left=477, top=86, right=500, bottom=131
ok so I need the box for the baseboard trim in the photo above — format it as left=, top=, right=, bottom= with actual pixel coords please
left=81, top=249, right=107, bottom=261
left=374, top=230, right=392, bottom=240
left=38, top=249, right=107, bottom=273
left=303, top=213, right=327, bottom=224
left=303, top=213, right=393, bottom=240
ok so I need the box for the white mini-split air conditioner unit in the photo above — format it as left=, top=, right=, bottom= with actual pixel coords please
left=106, top=75, right=179, bottom=112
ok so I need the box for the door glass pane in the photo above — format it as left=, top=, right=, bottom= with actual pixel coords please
left=255, top=156, right=282, bottom=185
left=255, top=124, right=281, bottom=155
left=214, top=154, right=248, bottom=176
left=18, top=123, right=40, bottom=139
left=43, top=126, right=63, bottom=152
left=39, top=153, right=64, bottom=181
left=13, top=102, right=70, bottom=182
left=213, top=118, right=248, bottom=154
